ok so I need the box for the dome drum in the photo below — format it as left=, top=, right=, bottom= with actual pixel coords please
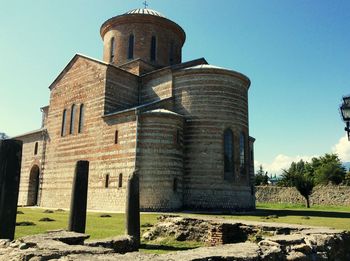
left=101, top=10, right=186, bottom=68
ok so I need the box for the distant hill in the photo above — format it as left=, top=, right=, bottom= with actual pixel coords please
left=343, top=162, right=350, bottom=171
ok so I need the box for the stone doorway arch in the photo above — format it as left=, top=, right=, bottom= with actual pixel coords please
left=27, top=165, right=40, bottom=206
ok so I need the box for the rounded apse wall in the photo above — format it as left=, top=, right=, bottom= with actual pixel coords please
left=173, top=66, right=254, bottom=210
left=138, top=110, right=184, bottom=211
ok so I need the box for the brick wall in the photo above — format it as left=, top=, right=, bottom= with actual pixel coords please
left=17, top=132, right=45, bottom=206
left=37, top=56, right=138, bottom=211
left=104, top=66, right=139, bottom=113
left=173, top=68, right=255, bottom=210
left=101, top=16, right=184, bottom=67
left=138, top=111, right=184, bottom=211
left=140, top=70, right=172, bottom=104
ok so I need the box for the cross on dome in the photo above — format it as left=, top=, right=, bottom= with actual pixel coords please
left=143, top=1, right=148, bottom=9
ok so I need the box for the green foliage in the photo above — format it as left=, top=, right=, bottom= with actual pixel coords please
left=255, top=165, right=269, bottom=185
left=278, top=160, right=309, bottom=187
left=278, top=160, right=315, bottom=207
left=311, top=154, right=346, bottom=185
left=0, top=132, right=9, bottom=140
left=278, top=154, right=346, bottom=187
left=293, top=173, right=314, bottom=208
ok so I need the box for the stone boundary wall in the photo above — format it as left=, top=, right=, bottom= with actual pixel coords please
left=256, top=185, right=350, bottom=206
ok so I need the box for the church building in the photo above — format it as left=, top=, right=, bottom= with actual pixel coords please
left=16, top=8, right=256, bottom=211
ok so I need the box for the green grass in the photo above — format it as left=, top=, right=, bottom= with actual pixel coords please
left=257, top=202, right=350, bottom=212
left=15, top=208, right=201, bottom=253
left=15, top=208, right=160, bottom=240
left=14, top=204, right=350, bottom=253
left=187, top=203, right=350, bottom=231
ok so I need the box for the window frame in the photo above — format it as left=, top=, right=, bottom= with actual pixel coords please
left=223, top=128, right=234, bottom=181
left=173, top=177, right=178, bottom=192
left=150, top=36, right=156, bottom=62
left=128, top=34, right=134, bottom=59
left=34, top=142, right=38, bottom=155
left=105, top=174, right=110, bottom=188
left=114, top=130, right=119, bottom=144
left=239, top=131, right=246, bottom=175
left=118, top=173, right=123, bottom=188
left=61, top=109, right=67, bottom=137
left=69, top=104, right=76, bottom=135
left=110, top=37, right=115, bottom=63
left=78, top=104, right=84, bottom=133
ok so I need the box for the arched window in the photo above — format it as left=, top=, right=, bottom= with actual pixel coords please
left=169, top=41, right=174, bottom=65
left=70, top=104, right=76, bottom=134
left=34, top=142, right=38, bottom=155
left=224, top=128, right=234, bottom=180
left=250, top=146, right=254, bottom=165
left=128, top=34, right=134, bottom=59
left=174, top=129, right=180, bottom=145
left=118, top=173, right=123, bottom=188
left=105, top=174, right=109, bottom=188
left=78, top=104, right=84, bottom=133
left=240, top=132, right=246, bottom=175
left=61, top=109, right=67, bottom=137
left=150, top=36, right=156, bottom=61
left=110, top=37, right=115, bottom=63
left=173, top=178, right=178, bottom=192
left=114, top=130, right=119, bottom=144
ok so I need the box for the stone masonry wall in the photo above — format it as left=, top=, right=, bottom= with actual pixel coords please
left=17, top=133, right=45, bottom=206
left=173, top=69, right=254, bottom=210
left=256, top=185, right=350, bottom=206
left=138, top=111, right=184, bottom=211
left=104, top=66, right=139, bottom=114
left=140, top=71, right=172, bottom=104
left=102, top=18, right=183, bottom=67
left=40, top=56, right=137, bottom=211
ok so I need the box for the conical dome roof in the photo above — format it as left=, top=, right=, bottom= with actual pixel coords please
left=125, top=8, right=165, bottom=18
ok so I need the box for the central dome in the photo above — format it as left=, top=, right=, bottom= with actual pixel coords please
left=100, top=8, right=186, bottom=69
left=125, top=8, right=165, bottom=18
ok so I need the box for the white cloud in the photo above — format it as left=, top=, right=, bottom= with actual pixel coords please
left=332, top=134, right=350, bottom=162
left=256, top=134, right=350, bottom=176
left=255, top=154, right=316, bottom=176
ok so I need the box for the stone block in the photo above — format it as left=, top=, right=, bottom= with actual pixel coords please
left=85, top=235, right=137, bottom=253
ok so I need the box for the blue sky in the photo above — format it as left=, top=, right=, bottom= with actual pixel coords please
left=1, top=0, right=349, bottom=174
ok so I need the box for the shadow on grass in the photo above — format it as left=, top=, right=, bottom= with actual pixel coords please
left=248, top=209, right=350, bottom=219
left=140, top=243, right=198, bottom=251
left=189, top=209, right=350, bottom=219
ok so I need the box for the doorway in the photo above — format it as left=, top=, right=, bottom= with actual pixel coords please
left=27, top=165, right=40, bottom=206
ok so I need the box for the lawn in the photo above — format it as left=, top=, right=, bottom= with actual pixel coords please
left=15, top=208, right=159, bottom=239
left=14, top=203, right=350, bottom=253
left=215, top=203, right=350, bottom=231
left=15, top=208, right=200, bottom=253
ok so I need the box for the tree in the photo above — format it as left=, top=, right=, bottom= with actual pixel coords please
left=255, top=165, right=268, bottom=185
left=278, top=154, right=346, bottom=187
left=278, top=160, right=306, bottom=187
left=293, top=173, right=315, bottom=208
left=0, top=132, right=9, bottom=140
left=280, top=160, right=315, bottom=208
left=311, top=154, right=345, bottom=185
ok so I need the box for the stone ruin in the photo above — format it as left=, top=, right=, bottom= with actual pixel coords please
left=1, top=215, right=350, bottom=260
